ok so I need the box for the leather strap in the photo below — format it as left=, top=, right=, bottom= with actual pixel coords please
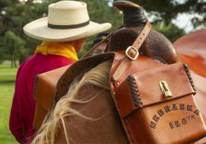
left=81, top=26, right=124, bottom=59
left=125, top=21, right=151, bottom=60
left=81, top=32, right=113, bottom=59
left=132, top=21, right=151, bottom=48
left=113, top=21, right=152, bottom=83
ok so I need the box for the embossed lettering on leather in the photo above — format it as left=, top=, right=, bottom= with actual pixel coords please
left=114, top=62, right=206, bottom=144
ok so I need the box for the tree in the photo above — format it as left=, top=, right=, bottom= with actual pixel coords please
left=130, top=0, right=206, bottom=27
left=1, top=0, right=204, bottom=61
left=74, top=0, right=123, bottom=57
left=75, top=0, right=123, bottom=30
left=0, top=47, right=4, bottom=64
left=153, top=23, right=186, bottom=42
left=111, top=0, right=190, bottom=42
left=2, top=31, right=26, bottom=67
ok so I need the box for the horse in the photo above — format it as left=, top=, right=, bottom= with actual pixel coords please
left=31, top=1, right=206, bottom=144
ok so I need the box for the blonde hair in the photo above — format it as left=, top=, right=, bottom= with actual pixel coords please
left=32, top=60, right=112, bottom=144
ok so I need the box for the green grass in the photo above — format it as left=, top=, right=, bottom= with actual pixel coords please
left=0, top=61, right=18, bottom=144
left=0, top=61, right=17, bottom=82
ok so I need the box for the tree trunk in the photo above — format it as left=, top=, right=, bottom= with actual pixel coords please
left=19, top=54, right=27, bottom=65
left=11, top=59, right=13, bottom=68
left=26, top=0, right=34, bottom=4
left=14, top=56, right=17, bottom=68
left=11, top=55, right=14, bottom=68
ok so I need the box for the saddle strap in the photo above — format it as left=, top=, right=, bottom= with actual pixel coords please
left=80, top=32, right=113, bottom=59
left=112, top=21, right=152, bottom=83
left=126, top=21, right=152, bottom=60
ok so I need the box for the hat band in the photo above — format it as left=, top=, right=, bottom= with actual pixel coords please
left=48, top=21, right=90, bottom=29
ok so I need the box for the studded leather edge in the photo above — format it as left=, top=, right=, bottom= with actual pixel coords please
left=127, top=75, right=143, bottom=108
left=183, top=64, right=196, bottom=92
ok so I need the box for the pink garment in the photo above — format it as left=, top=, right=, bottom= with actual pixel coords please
left=9, top=53, right=74, bottom=143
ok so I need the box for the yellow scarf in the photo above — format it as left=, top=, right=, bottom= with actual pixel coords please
left=35, top=41, right=78, bottom=62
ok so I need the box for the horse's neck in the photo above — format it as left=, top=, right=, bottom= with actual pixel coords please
left=56, top=84, right=128, bottom=144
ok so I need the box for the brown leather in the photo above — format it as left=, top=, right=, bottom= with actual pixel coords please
left=108, top=16, right=206, bottom=143
left=124, top=96, right=206, bottom=144
left=115, top=63, right=196, bottom=118
left=108, top=1, right=178, bottom=64
left=54, top=53, right=114, bottom=103
left=33, top=65, right=69, bottom=129
left=51, top=50, right=206, bottom=144
left=113, top=61, right=206, bottom=143
left=132, top=21, right=151, bottom=49
left=32, top=2, right=206, bottom=143
left=174, top=29, right=206, bottom=78
left=174, top=29, right=206, bottom=143
left=112, top=21, right=152, bottom=82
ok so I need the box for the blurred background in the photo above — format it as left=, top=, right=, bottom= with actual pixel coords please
left=0, top=0, right=206, bottom=143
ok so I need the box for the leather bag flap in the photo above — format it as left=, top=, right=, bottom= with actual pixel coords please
left=115, top=63, right=196, bottom=118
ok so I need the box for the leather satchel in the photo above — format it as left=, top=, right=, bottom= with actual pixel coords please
left=110, top=21, right=206, bottom=143
left=114, top=62, right=206, bottom=143
left=33, top=65, right=69, bottom=129
left=52, top=21, right=206, bottom=143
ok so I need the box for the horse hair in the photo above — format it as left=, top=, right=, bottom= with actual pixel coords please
left=32, top=60, right=112, bottom=144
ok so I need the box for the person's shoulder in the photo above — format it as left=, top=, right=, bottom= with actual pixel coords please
left=17, top=55, right=36, bottom=72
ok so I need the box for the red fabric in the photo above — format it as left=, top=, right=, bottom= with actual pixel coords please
left=9, top=53, right=74, bottom=143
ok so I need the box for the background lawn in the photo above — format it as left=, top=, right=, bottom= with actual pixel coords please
left=0, top=61, right=18, bottom=144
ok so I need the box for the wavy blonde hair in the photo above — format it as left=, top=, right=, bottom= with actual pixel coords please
left=32, top=60, right=112, bottom=144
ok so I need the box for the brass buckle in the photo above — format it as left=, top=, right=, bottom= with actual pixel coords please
left=125, top=46, right=139, bottom=60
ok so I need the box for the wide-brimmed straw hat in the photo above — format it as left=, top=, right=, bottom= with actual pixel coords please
left=23, top=0, right=112, bottom=42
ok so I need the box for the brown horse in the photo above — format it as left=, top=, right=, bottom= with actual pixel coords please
left=32, top=2, right=206, bottom=144
left=32, top=30, right=206, bottom=143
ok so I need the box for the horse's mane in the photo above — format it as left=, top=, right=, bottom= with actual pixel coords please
left=32, top=60, right=112, bottom=144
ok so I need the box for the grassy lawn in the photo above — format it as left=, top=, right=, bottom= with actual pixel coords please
left=0, top=61, right=18, bottom=144
left=0, top=61, right=17, bottom=82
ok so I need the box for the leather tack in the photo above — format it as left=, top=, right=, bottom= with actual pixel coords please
left=113, top=21, right=152, bottom=82
left=132, top=21, right=151, bottom=50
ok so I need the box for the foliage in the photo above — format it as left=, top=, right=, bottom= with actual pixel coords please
left=75, top=0, right=123, bottom=56
left=2, top=31, right=26, bottom=67
left=75, top=0, right=123, bottom=30
left=0, top=0, right=205, bottom=61
left=153, top=23, right=186, bottom=42
left=0, top=45, right=4, bottom=64
left=0, top=0, right=123, bottom=62
left=130, top=0, right=206, bottom=28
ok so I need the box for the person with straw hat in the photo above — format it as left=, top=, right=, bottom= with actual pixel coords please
left=9, top=1, right=111, bottom=143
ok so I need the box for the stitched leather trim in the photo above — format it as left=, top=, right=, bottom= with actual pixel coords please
left=127, top=75, right=142, bottom=108
left=183, top=64, right=196, bottom=91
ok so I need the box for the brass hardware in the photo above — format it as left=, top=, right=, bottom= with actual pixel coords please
left=159, top=80, right=172, bottom=98
left=125, top=46, right=139, bottom=60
